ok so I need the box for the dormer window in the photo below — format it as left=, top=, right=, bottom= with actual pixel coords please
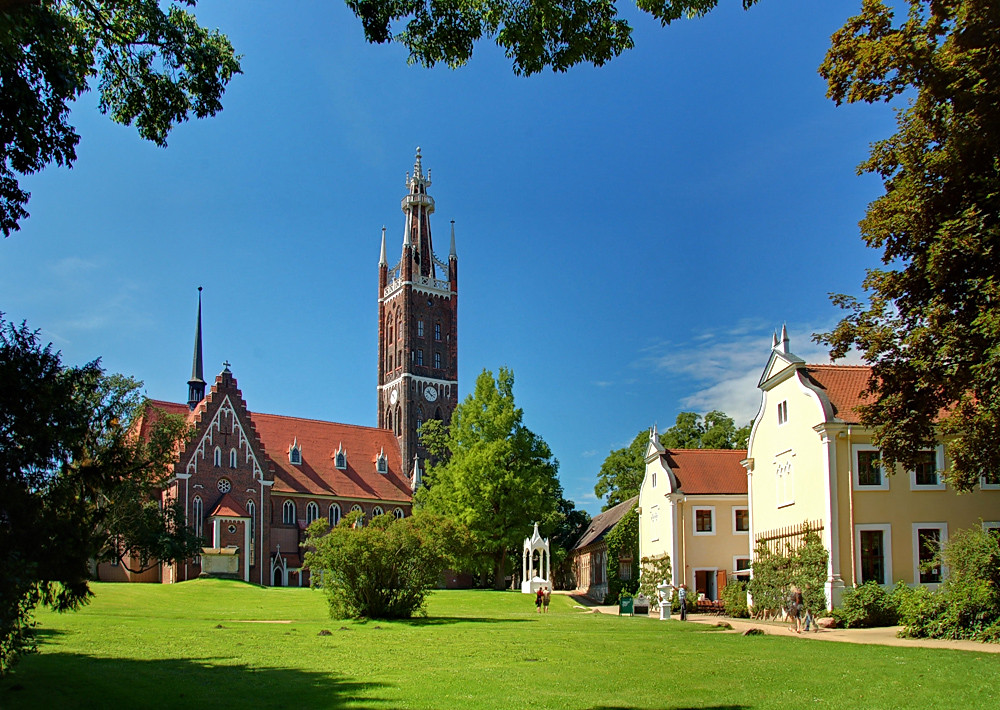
left=334, top=443, right=347, bottom=470
left=376, top=448, right=388, bottom=474
left=289, top=439, right=302, bottom=466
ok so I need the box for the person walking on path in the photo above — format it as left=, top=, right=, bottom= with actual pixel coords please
left=677, top=584, right=688, bottom=621
left=787, top=585, right=804, bottom=633
left=542, top=587, right=551, bottom=613
left=535, top=587, right=543, bottom=613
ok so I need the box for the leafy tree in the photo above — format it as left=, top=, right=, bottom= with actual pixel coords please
left=0, top=0, right=241, bottom=236
left=0, top=316, right=202, bottom=674
left=594, top=411, right=749, bottom=510
left=603, top=502, right=638, bottom=603
left=304, top=511, right=460, bottom=619
left=817, top=0, right=1000, bottom=491
left=549, top=495, right=591, bottom=590
left=417, top=368, right=562, bottom=589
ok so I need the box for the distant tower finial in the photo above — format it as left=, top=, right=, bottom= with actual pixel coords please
left=780, top=323, right=790, bottom=353
left=772, top=331, right=779, bottom=349
left=411, top=454, right=422, bottom=492
left=449, top=220, right=456, bottom=259
left=379, top=226, right=387, bottom=266
left=414, top=146, right=423, bottom=178
left=187, top=287, right=206, bottom=410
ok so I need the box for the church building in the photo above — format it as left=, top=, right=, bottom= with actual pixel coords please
left=96, top=150, right=458, bottom=587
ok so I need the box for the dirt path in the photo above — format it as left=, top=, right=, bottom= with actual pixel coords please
left=563, top=593, right=1000, bottom=654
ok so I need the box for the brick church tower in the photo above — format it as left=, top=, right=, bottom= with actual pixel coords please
left=377, top=148, right=458, bottom=473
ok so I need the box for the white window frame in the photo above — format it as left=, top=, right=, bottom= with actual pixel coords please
left=393, top=507, right=405, bottom=520
left=213, top=447, right=222, bottom=467
left=733, top=556, right=751, bottom=578
left=909, top=446, right=946, bottom=491
left=230, top=448, right=238, bottom=468
left=983, top=521, right=1000, bottom=534
left=335, top=450, right=347, bottom=470
left=692, top=567, right=720, bottom=601
left=854, top=523, right=892, bottom=587
left=373, top=505, right=384, bottom=516
left=329, top=503, right=341, bottom=527
left=282, top=499, right=296, bottom=525
left=289, top=446, right=301, bottom=466
left=376, top=454, right=387, bottom=474
left=306, top=501, right=320, bottom=525
left=732, top=506, right=749, bottom=535
left=775, top=458, right=795, bottom=508
left=777, top=400, right=788, bottom=425
left=911, top=522, right=948, bottom=587
left=692, top=506, right=716, bottom=536
left=852, top=444, right=889, bottom=491
left=981, top=473, right=1000, bottom=490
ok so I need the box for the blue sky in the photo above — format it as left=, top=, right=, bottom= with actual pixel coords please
left=1, top=1, right=891, bottom=516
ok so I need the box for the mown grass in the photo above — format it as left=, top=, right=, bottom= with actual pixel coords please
left=1, top=579, right=997, bottom=709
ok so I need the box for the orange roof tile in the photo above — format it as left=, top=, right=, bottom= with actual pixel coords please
left=252, top=412, right=412, bottom=502
left=665, top=449, right=747, bottom=495
left=803, top=365, right=874, bottom=425
left=209, top=493, right=248, bottom=518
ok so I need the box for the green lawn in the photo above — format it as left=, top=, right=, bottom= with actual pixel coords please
left=1, top=579, right=996, bottom=709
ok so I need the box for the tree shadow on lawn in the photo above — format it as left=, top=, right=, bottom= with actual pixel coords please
left=2, top=652, right=388, bottom=708
left=401, top=616, right=533, bottom=626
left=587, top=706, right=749, bottom=710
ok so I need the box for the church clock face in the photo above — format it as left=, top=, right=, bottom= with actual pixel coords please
left=389, top=389, right=398, bottom=405
left=423, top=386, right=438, bottom=402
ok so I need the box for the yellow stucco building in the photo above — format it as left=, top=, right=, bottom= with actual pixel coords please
left=638, top=430, right=749, bottom=601
left=744, top=327, right=1000, bottom=609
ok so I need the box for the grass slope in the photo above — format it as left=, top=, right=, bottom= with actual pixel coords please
left=2, top=579, right=997, bottom=709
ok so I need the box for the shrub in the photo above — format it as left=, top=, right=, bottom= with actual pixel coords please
left=304, top=511, right=460, bottom=619
left=721, top=581, right=750, bottom=618
left=748, top=528, right=828, bottom=619
left=604, top=504, right=639, bottom=604
left=638, top=554, right=672, bottom=609
left=835, top=581, right=899, bottom=628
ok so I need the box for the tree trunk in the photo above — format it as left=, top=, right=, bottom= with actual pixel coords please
left=493, top=549, right=506, bottom=590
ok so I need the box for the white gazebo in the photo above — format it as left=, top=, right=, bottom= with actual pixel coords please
left=520, top=523, right=551, bottom=594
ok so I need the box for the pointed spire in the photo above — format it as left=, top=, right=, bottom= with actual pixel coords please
left=772, top=331, right=779, bottom=349
left=410, top=454, right=422, bottom=492
left=780, top=323, right=790, bottom=353
left=413, top=146, right=423, bottom=180
left=449, top=220, right=456, bottom=259
left=187, top=287, right=206, bottom=410
left=379, top=226, right=387, bottom=266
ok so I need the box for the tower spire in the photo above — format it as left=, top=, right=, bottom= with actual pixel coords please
left=401, top=146, right=435, bottom=278
left=449, top=220, right=456, bottom=259
left=379, top=226, right=387, bottom=266
left=187, top=287, right=206, bottom=410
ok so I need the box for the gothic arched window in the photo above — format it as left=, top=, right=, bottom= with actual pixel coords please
left=373, top=506, right=384, bottom=517
left=306, top=501, right=319, bottom=525
left=282, top=500, right=296, bottom=525
left=213, top=447, right=222, bottom=467
left=192, top=496, right=203, bottom=538
left=329, top=503, right=341, bottom=527
left=393, top=507, right=405, bottom=520
left=230, top=448, right=238, bottom=468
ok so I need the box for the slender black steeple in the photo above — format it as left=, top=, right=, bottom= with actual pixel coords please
left=187, top=287, right=206, bottom=410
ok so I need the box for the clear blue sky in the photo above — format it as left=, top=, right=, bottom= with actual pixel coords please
left=1, top=1, right=891, bottom=516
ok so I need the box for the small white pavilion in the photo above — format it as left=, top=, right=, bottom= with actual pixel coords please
left=520, top=523, right=551, bottom=594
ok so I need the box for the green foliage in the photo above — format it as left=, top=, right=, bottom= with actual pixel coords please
left=550, top=497, right=591, bottom=590
left=594, top=411, right=750, bottom=510
left=0, top=0, right=241, bottom=236
left=748, top=528, right=828, bottom=618
left=817, top=0, right=1000, bottom=491
left=602, top=503, right=638, bottom=603
left=721, top=581, right=750, bottom=618
left=637, top=554, right=671, bottom=609
left=835, top=581, right=900, bottom=628
left=416, top=368, right=562, bottom=589
left=304, top=511, right=460, bottom=619
left=0, top=316, right=202, bottom=675
left=898, top=526, right=1000, bottom=641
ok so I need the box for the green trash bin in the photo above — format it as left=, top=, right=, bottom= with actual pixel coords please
left=619, top=596, right=634, bottom=616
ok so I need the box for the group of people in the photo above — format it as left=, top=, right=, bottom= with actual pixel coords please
left=534, top=586, right=551, bottom=613
left=785, top=584, right=816, bottom=633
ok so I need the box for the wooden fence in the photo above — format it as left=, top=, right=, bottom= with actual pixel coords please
left=754, top=519, right=824, bottom=555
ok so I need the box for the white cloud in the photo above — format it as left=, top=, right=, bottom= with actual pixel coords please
left=636, top=319, right=863, bottom=425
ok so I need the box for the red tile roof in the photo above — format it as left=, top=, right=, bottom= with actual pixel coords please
left=665, top=449, right=747, bottom=495
left=209, top=493, right=248, bottom=518
left=252, top=412, right=412, bottom=502
left=803, top=365, right=874, bottom=425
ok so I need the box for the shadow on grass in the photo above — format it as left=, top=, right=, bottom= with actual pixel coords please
left=1, top=652, right=387, bottom=708
left=401, top=616, right=533, bottom=626
left=586, top=706, right=749, bottom=710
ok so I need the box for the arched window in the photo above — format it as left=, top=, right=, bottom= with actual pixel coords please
left=192, top=496, right=203, bottom=537
left=329, top=503, right=341, bottom=527
left=395, top=406, right=401, bottom=435
left=282, top=499, right=296, bottom=525
left=335, top=452, right=346, bottom=469
left=289, top=445, right=301, bottom=465
left=246, top=500, right=255, bottom=542
left=213, top=447, right=221, bottom=467
left=306, top=501, right=319, bottom=525
left=351, top=504, right=363, bottom=527
left=372, top=506, right=384, bottom=517
left=230, top=448, right=238, bottom=468
left=376, top=452, right=387, bottom=474
left=393, top=507, right=405, bottom=520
